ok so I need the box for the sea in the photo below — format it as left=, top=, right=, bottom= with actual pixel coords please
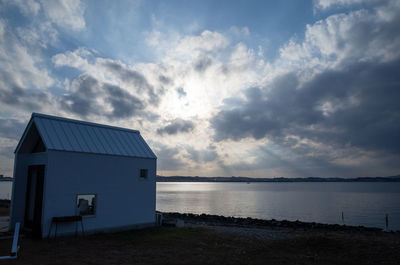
left=157, top=182, right=400, bottom=231
left=1, top=181, right=399, bottom=230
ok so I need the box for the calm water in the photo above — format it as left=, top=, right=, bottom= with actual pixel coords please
left=157, top=182, right=400, bottom=230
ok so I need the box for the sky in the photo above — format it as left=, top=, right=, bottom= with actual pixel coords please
left=0, top=0, right=399, bottom=178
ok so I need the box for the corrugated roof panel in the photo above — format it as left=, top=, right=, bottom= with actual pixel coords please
left=49, top=119, right=69, bottom=150
left=124, top=131, right=143, bottom=156
left=132, top=133, right=152, bottom=157
left=68, top=123, right=91, bottom=152
left=85, top=126, right=107, bottom=154
left=93, top=128, right=114, bottom=154
left=78, top=125, right=100, bottom=154
left=137, top=133, right=150, bottom=156
left=34, top=118, right=54, bottom=149
left=102, top=128, right=125, bottom=155
left=73, top=124, right=95, bottom=153
left=30, top=113, right=156, bottom=159
left=138, top=134, right=152, bottom=157
left=39, top=118, right=62, bottom=150
left=120, top=130, right=140, bottom=156
left=59, top=121, right=83, bottom=152
left=138, top=134, right=156, bottom=158
left=96, top=127, right=117, bottom=154
left=51, top=118, right=71, bottom=150
left=112, top=130, right=132, bottom=156
left=116, top=130, right=137, bottom=157
left=68, top=122, right=87, bottom=153
left=123, top=130, right=143, bottom=156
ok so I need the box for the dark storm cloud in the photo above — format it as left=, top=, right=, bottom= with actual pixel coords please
left=61, top=75, right=145, bottom=120
left=0, top=72, right=51, bottom=111
left=61, top=75, right=100, bottom=116
left=101, top=61, right=160, bottom=105
left=211, top=59, right=400, bottom=155
left=185, top=146, right=218, bottom=163
left=194, top=56, right=213, bottom=72
left=0, top=118, right=25, bottom=140
left=103, top=83, right=144, bottom=119
left=157, top=118, right=195, bottom=135
left=0, top=146, right=15, bottom=159
left=153, top=144, right=187, bottom=170
left=0, top=72, right=24, bottom=104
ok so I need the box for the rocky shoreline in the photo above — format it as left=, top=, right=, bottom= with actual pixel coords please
left=161, top=212, right=397, bottom=234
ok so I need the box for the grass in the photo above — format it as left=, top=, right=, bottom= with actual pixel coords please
left=0, top=226, right=399, bottom=264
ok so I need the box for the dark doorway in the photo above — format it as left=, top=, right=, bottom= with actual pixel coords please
left=24, top=165, right=45, bottom=238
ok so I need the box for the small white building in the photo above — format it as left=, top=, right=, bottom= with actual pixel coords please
left=10, top=113, right=157, bottom=238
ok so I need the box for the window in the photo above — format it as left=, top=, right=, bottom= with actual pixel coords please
left=77, top=194, right=96, bottom=216
left=140, top=169, right=148, bottom=179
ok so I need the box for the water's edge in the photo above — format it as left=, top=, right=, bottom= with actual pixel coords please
left=161, top=212, right=399, bottom=233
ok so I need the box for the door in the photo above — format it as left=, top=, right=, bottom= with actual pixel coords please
left=24, top=165, right=45, bottom=238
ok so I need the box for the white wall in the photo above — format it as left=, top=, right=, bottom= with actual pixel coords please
left=44, top=150, right=156, bottom=237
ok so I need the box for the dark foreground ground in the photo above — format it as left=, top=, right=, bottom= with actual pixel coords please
left=0, top=214, right=399, bottom=265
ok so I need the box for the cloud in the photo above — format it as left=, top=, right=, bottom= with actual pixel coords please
left=103, top=83, right=144, bottom=119
left=229, top=43, right=256, bottom=68
left=0, top=118, right=24, bottom=175
left=52, top=47, right=92, bottom=69
left=193, top=55, right=213, bottom=72
left=0, top=19, right=54, bottom=111
left=16, top=21, right=58, bottom=48
left=141, top=28, right=264, bottom=120
left=3, top=0, right=41, bottom=16
left=0, top=145, right=14, bottom=159
left=185, top=145, right=218, bottom=163
left=229, top=26, right=250, bottom=37
left=1, top=0, right=398, bottom=177
left=52, top=49, right=162, bottom=110
left=100, top=60, right=160, bottom=105
left=40, top=0, right=86, bottom=30
left=0, top=20, right=4, bottom=39
left=159, top=75, right=172, bottom=85
left=314, top=0, right=380, bottom=10
left=0, top=84, right=52, bottom=111
left=176, top=30, right=229, bottom=55
left=61, top=75, right=145, bottom=119
left=212, top=58, right=400, bottom=161
left=0, top=21, right=54, bottom=92
left=0, top=119, right=25, bottom=140
left=206, top=1, right=400, bottom=177
left=157, top=119, right=195, bottom=135
left=146, top=29, right=230, bottom=62
left=0, top=137, right=16, bottom=176
left=280, top=2, right=400, bottom=71
left=60, top=75, right=101, bottom=116
left=153, top=144, right=187, bottom=171
left=176, top=87, right=186, bottom=98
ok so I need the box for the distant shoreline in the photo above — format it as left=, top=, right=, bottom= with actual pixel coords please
left=157, top=175, right=400, bottom=183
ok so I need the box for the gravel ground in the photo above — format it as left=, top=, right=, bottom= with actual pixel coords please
left=191, top=223, right=292, bottom=240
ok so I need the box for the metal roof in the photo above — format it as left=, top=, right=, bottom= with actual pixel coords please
left=16, top=113, right=156, bottom=159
